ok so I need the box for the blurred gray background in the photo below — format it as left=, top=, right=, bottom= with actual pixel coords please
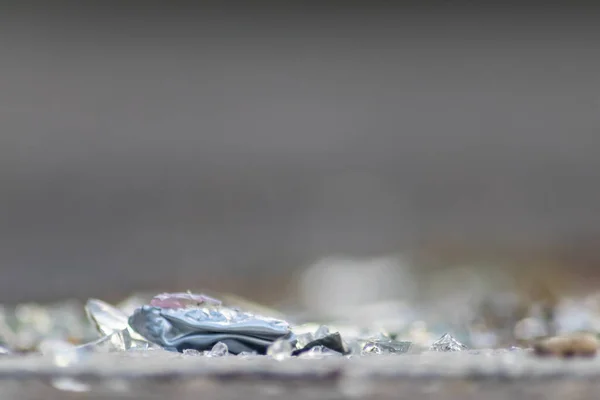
left=1, top=3, right=600, bottom=304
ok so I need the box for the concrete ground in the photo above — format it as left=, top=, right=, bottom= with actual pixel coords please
left=2, top=351, right=600, bottom=399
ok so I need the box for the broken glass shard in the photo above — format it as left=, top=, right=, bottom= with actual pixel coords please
left=85, top=299, right=148, bottom=342
left=362, top=342, right=383, bottom=355
left=292, top=332, right=350, bottom=356
left=267, top=339, right=292, bottom=360
left=295, top=332, right=315, bottom=349
left=360, top=338, right=411, bottom=355
left=207, top=341, right=229, bottom=357
left=430, top=333, right=467, bottom=352
left=182, top=348, right=202, bottom=356
left=129, top=304, right=293, bottom=355
left=77, top=328, right=132, bottom=352
left=314, top=325, right=330, bottom=339
left=150, top=292, right=221, bottom=309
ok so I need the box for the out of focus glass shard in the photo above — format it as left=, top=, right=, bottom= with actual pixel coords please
left=77, top=329, right=132, bottom=352
left=40, top=339, right=92, bottom=392
left=430, top=333, right=467, bottom=352
left=267, top=339, right=292, bottom=360
left=85, top=299, right=147, bottom=342
left=360, top=338, right=412, bottom=355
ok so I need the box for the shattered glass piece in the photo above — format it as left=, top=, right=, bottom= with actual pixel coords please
left=150, top=292, right=221, bottom=309
left=85, top=299, right=148, bottom=342
left=129, top=305, right=292, bottom=355
left=85, top=299, right=128, bottom=335
left=182, top=348, right=202, bottom=356
left=292, top=332, right=350, bottom=356
left=207, top=341, right=229, bottom=357
left=362, top=342, right=383, bottom=355
left=430, top=333, right=467, bottom=352
left=314, top=325, right=330, bottom=339
left=267, top=339, right=292, bottom=360
left=77, top=329, right=132, bottom=353
left=383, top=339, right=411, bottom=353
left=295, top=332, right=315, bottom=349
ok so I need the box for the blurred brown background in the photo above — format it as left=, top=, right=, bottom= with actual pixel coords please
left=1, top=2, right=599, bottom=305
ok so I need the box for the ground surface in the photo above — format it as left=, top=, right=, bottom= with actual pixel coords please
left=2, top=351, right=600, bottom=399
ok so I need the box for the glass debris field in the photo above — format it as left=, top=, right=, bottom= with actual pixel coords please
left=1, top=290, right=600, bottom=399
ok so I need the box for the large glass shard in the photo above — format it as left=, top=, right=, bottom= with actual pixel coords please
left=430, top=333, right=467, bottom=352
left=85, top=299, right=148, bottom=342
left=360, top=338, right=411, bottom=355
left=314, top=325, right=330, bottom=339
left=129, top=304, right=293, bottom=355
